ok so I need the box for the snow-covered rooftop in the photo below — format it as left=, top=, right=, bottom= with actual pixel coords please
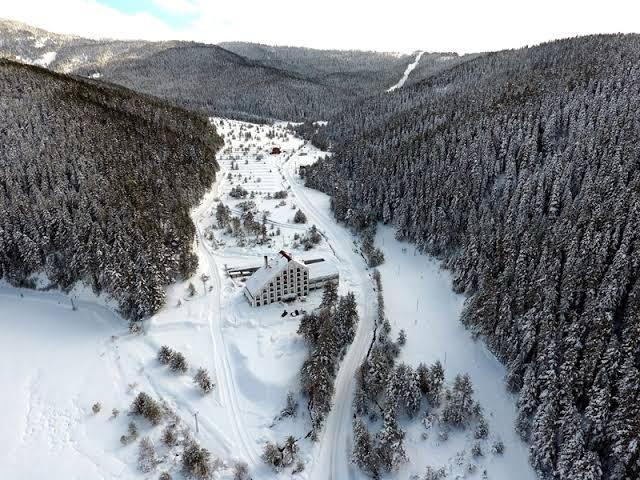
left=307, top=259, right=339, bottom=280
left=244, top=252, right=306, bottom=296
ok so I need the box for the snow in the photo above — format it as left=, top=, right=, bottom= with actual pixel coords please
left=374, top=226, right=537, bottom=479
left=387, top=51, right=424, bottom=92
left=306, top=260, right=339, bottom=280
left=15, top=51, right=57, bottom=68
left=243, top=253, right=303, bottom=296
left=34, top=51, right=57, bottom=67
left=0, top=117, right=535, bottom=480
left=0, top=285, right=137, bottom=479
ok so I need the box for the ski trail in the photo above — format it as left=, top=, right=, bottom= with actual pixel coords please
left=279, top=155, right=376, bottom=480
left=193, top=166, right=262, bottom=467
left=387, top=51, right=424, bottom=92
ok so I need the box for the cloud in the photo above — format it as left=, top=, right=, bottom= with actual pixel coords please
left=3, top=0, right=178, bottom=41
left=152, top=0, right=199, bottom=14
left=2, top=0, right=640, bottom=53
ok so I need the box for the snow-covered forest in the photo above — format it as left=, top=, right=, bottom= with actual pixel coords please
left=1, top=12, right=639, bottom=480
left=0, top=19, right=431, bottom=122
left=0, top=59, right=222, bottom=319
left=303, top=34, right=640, bottom=480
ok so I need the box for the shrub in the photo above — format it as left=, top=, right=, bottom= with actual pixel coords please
left=138, top=437, right=157, bottom=473
left=293, top=209, right=307, bottom=224
left=159, top=473, right=172, bottom=480
left=233, top=461, right=250, bottom=480
left=280, top=392, right=298, bottom=419
left=273, top=190, right=288, bottom=199
left=491, top=439, right=505, bottom=455
left=472, top=442, right=483, bottom=457
left=194, top=368, right=214, bottom=394
left=169, top=352, right=188, bottom=374
left=182, top=441, right=213, bottom=480
left=162, top=425, right=177, bottom=447
left=229, top=185, right=248, bottom=198
left=293, top=460, right=305, bottom=473
left=261, top=441, right=283, bottom=472
left=92, top=402, right=102, bottom=414
left=111, top=408, right=120, bottom=419
left=424, top=466, right=447, bottom=480
left=129, top=322, right=143, bottom=334
left=131, top=392, right=163, bottom=425
left=121, top=421, right=138, bottom=444
left=158, top=345, right=174, bottom=365
left=474, top=417, right=489, bottom=439
left=128, top=421, right=139, bottom=438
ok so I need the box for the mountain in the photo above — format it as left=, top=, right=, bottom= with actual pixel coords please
left=219, top=42, right=417, bottom=94
left=0, top=19, right=432, bottom=122
left=0, top=58, right=222, bottom=319
left=302, top=34, right=640, bottom=480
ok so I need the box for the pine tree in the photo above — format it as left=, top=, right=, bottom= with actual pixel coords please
left=352, top=417, right=379, bottom=478
left=375, top=397, right=407, bottom=472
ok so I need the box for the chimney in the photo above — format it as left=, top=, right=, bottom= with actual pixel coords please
left=264, top=256, right=268, bottom=268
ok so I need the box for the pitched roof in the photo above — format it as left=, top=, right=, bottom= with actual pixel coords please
left=244, top=252, right=306, bottom=296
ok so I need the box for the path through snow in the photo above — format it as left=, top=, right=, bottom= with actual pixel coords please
left=387, top=51, right=424, bottom=92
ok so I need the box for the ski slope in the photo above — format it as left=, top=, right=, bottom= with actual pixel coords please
left=387, top=51, right=424, bottom=91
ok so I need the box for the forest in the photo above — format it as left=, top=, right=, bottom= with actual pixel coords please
left=302, top=34, right=640, bottom=480
left=0, top=59, right=222, bottom=319
left=0, top=19, right=433, bottom=123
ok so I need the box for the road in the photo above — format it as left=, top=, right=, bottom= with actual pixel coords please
left=279, top=153, right=376, bottom=480
left=195, top=124, right=376, bottom=477
left=192, top=172, right=262, bottom=467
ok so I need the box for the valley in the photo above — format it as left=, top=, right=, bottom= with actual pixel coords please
left=1, top=119, right=534, bottom=480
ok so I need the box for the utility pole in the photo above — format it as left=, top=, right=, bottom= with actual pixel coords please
left=193, top=411, right=199, bottom=434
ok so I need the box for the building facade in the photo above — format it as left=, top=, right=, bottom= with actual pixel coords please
left=243, top=251, right=309, bottom=307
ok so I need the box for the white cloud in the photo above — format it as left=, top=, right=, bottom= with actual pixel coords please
left=2, top=0, right=177, bottom=41
left=152, top=0, right=198, bottom=14
left=1, top=0, right=639, bottom=53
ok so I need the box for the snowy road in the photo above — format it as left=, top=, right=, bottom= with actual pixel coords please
left=193, top=172, right=263, bottom=467
left=200, top=123, right=378, bottom=477
left=279, top=154, right=376, bottom=480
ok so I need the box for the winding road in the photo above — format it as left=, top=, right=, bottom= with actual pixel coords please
left=194, top=123, right=376, bottom=477
left=279, top=153, right=376, bottom=480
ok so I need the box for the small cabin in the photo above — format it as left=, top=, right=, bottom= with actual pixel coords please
left=270, top=147, right=282, bottom=155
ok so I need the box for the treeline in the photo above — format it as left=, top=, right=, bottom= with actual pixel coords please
left=352, top=270, right=494, bottom=478
left=0, top=20, right=451, bottom=122
left=303, top=35, right=640, bottom=479
left=298, top=282, right=359, bottom=436
left=0, top=59, right=222, bottom=319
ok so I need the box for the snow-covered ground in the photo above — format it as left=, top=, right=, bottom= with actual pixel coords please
left=387, top=51, right=424, bottom=92
left=374, top=227, right=536, bottom=479
left=0, top=118, right=535, bottom=480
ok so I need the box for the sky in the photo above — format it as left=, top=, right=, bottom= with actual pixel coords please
left=2, top=0, right=639, bottom=53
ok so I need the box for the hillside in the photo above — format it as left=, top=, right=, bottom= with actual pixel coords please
left=219, top=41, right=416, bottom=93
left=303, top=34, right=640, bottom=480
left=0, top=19, right=426, bottom=122
left=0, top=59, right=222, bottom=319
